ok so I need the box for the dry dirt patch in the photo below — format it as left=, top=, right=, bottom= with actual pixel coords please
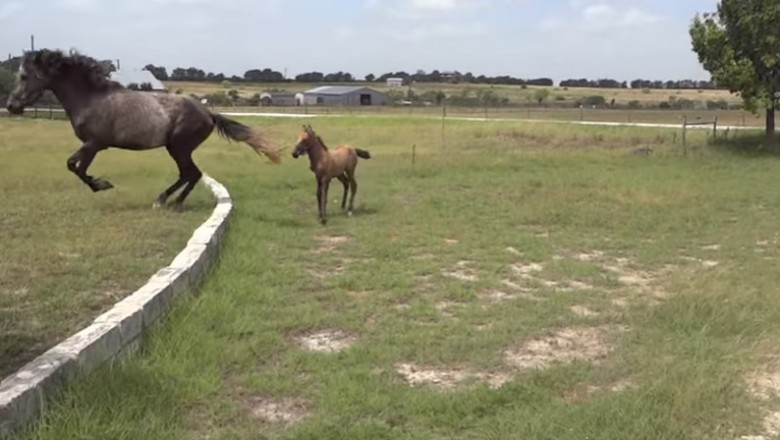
left=395, top=362, right=510, bottom=390
left=313, top=235, right=350, bottom=253
left=244, top=396, right=310, bottom=426
left=442, top=260, right=479, bottom=282
left=504, top=326, right=621, bottom=370
left=294, top=329, right=356, bottom=353
left=738, top=368, right=780, bottom=439
left=570, top=305, right=600, bottom=317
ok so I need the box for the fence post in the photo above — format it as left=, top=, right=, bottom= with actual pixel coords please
left=682, top=116, right=688, bottom=155
left=441, top=105, right=446, bottom=149
left=34, top=107, right=38, bottom=119
left=713, top=116, right=718, bottom=140
left=48, top=105, right=52, bottom=120
left=412, top=144, right=416, bottom=165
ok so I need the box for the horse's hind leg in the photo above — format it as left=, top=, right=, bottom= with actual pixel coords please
left=337, top=174, right=349, bottom=211
left=345, top=170, right=358, bottom=216
left=66, top=142, right=112, bottom=192
left=154, top=145, right=190, bottom=208
left=171, top=155, right=202, bottom=208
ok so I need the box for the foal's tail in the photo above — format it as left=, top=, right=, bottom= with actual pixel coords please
left=211, top=113, right=282, bottom=164
left=355, top=148, right=371, bottom=160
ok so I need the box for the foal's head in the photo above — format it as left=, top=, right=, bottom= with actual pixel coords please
left=292, top=124, right=324, bottom=158
left=6, top=49, right=117, bottom=114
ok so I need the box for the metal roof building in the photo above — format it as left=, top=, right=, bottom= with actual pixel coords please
left=302, top=85, right=386, bottom=106
left=110, top=70, right=166, bottom=91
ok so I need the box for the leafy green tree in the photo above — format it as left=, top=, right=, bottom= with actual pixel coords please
left=533, top=88, right=550, bottom=105
left=690, top=1, right=780, bottom=137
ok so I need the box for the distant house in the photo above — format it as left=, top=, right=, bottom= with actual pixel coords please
left=110, top=70, right=166, bottom=91
left=259, top=92, right=299, bottom=106
left=386, top=78, right=404, bottom=88
left=302, top=86, right=386, bottom=106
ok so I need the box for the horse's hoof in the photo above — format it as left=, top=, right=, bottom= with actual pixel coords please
left=91, top=178, right=114, bottom=192
left=152, top=201, right=164, bottom=209
left=320, top=218, right=327, bottom=225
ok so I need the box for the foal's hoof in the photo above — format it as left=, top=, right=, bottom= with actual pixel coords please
left=91, top=178, right=114, bottom=192
left=320, top=217, right=328, bottom=225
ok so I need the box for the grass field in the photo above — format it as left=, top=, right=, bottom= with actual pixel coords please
left=0, top=118, right=218, bottom=377
left=166, top=80, right=744, bottom=107
left=9, top=115, right=780, bottom=440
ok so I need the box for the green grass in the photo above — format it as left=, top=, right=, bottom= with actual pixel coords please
left=10, top=115, right=780, bottom=440
left=0, top=118, right=214, bottom=377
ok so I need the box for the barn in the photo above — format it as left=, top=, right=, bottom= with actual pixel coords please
left=302, top=86, right=386, bottom=106
left=110, top=70, right=166, bottom=91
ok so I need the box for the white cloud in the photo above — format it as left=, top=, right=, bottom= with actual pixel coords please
left=0, top=1, right=25, bottom=19
left=389, top=22, right=488, bottom=42
left=367, top=0, right=489, bottom=20
left=540, top=2, right=662, bottom=33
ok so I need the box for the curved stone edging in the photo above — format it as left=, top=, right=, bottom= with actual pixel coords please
left=0, top=174, right=233, bottom=438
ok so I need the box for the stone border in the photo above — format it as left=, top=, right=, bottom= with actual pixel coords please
left=0, top=174, right=233, bottom=438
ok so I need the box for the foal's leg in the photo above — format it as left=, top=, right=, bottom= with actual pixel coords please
left=66, top=142, right=112, bottom=192
left=348, top=176, right=358, bottom=215
left=319, top=178, right=331, bottom=225
left=315, top=176, right=323, bottom=221
left=337, top=174, right=349, bottom=211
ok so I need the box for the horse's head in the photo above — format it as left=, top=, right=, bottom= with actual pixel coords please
left=5, top=51, right=55, bottom=114
left=292, top=124, right=317, bottom=158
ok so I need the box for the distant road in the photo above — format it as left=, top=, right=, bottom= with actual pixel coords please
left=219, top=111, right=764, bottom=131
left=1, top=108, right=765, bottom=131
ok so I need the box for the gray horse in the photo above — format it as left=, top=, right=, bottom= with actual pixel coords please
left=5, top=49, right=281, bottom=208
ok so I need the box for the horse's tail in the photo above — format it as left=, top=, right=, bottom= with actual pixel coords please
left=355, top=148, right=371, bottom=160
left=211, top=112, right=282, bottom=164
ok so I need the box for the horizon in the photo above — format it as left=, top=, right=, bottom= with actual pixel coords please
left=0, top=0, right=719, bottom=83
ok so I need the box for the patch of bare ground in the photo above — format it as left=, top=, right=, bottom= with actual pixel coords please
left=395, top=362, right=511, bottom=390
left=504, top=326, right=623, bottom=370
left=444, top=238, right=459, bottom=245
left=313, top=235, right=350, bottom=253
left=294, top=329, right=356, bottom=353
left=480, top=288, right=539, bottom=303
left=243, top=395, right=311, bottom=426
left=570, top=305, right=600, bottom=317
left=435, top=301, right=467, bottom=317
left=442, top=260, right=479, bottom=282
left=739, top=367, right=780, bottom=440
left=679, top=256, right=720, bottom=268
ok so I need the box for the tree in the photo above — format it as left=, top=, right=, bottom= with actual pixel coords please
left=690, top=1, right=780, bottom=138
left=364, top=73, right=376, bottom=82
left=144, top=64, right=169, bottom=81
left=533, top=88, right=550, bottom=105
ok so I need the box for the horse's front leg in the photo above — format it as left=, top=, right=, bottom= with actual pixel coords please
left=319, top=178, right=331, bottom=225
left=66, top=142, right=112, bottom=192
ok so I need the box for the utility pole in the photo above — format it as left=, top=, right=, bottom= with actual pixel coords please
left=116, top=59, right=121, bottom=70
left=30, top=34, right=34, bottom=51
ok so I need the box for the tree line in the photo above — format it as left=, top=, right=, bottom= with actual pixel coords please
left=559, top=78, right=717, bottom=90
left=142, top=64, right=718, bottom=89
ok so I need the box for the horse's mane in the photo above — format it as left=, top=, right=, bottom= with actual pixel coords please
left=315, top=135, right=329, bottom=151
left=25, top=49, right=123, bottom=92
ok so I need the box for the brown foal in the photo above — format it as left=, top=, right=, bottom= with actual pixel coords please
left=292, top=125, right=371, bottom=224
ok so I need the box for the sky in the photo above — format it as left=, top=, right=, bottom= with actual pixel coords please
left=0, top=0, right=720, bottom=82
